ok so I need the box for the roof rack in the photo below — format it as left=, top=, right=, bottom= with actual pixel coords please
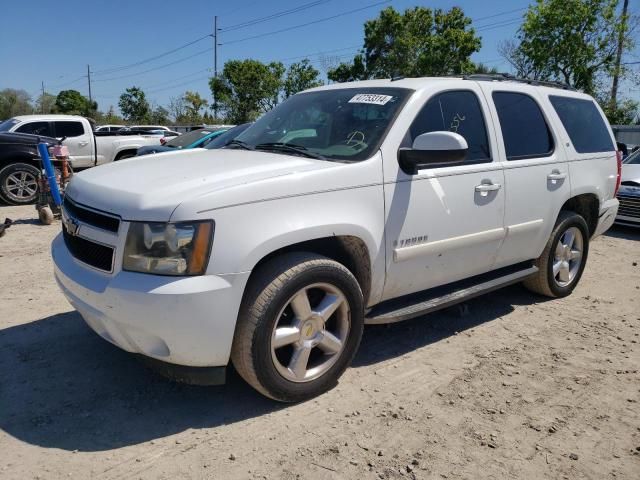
left=462, top=73, right=576, bottom=91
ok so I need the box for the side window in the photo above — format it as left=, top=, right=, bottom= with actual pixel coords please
left=492, top=92, right=554, bottom=160
left=54, top=121, right=85, bottom=138
left=549, top=96, right=615, bottom=154
left=408, top=90, right=491, bottom=163
left=16, top=122, right=53, bottom=136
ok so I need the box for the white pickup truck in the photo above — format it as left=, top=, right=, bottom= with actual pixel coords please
left=52, top=76, right=620, bottom=401
left=0, top=115, right=161, bottom=204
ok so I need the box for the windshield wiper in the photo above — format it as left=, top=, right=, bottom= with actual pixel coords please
left=255, top=142, right=326, bottom=160
left=225, top=139, right=255, bottom=150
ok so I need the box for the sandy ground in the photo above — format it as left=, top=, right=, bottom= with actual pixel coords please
left=0, top=203, right=639, bottom=480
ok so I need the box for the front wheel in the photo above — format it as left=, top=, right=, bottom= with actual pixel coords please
left=231, top=252, right=364, bottom=402
left=0, top=162, right=40, bottom=205
left=524, top=211, right=590, bottom=298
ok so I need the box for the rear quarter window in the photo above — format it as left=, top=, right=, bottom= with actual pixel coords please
left=54, top=121, right=85, bottom=138
left=549, top=96, right=614, bottom=154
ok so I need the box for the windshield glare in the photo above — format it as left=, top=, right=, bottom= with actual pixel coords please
left=167, top=129, right=218, bottom=148
left=0, top=118, right=19, bottom=132
left=232, top=88, right=411, bottom=161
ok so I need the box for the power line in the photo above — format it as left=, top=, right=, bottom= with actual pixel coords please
left=221, top=0, right=332, bottom=32
left=476, top=18, right=522, bottom=32
left=92, top=34, right=213, bottom=75
left=221, top=0, right=392, bottom=46
left=472, top=7, right=526, bottom=23
left=92, top=48, right=213, bottom=82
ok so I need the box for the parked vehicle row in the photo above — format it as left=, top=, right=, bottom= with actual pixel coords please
left=52, top=75, right=620, bottom=402
left=0, top=115, right=162, bottom=204
left=615, top=148, right=640, bottom=227
left=136, top=127, right=230, bottom=156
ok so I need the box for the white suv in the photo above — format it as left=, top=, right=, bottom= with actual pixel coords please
left=51, top=76, right=620, bottom=401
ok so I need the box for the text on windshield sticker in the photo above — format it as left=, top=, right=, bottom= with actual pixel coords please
left=348, top=94, right=394, bottom=105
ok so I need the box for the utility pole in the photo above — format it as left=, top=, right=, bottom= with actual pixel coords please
left=610, top=0, right=629, bottom=111
left=41, top=81, right=45, bottom=113
left=87, top=64, right=93, bottom=103
left=213, top=15, right=218, bottom=120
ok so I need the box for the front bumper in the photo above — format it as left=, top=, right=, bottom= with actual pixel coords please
left=52, top=233, right=250, bottom=368
left=593, top=198, right=619, bottom=238
left=615, top=187, right=640, bottom=227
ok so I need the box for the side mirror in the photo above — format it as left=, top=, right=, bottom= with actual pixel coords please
left=398, top=131, right=468, bottom=174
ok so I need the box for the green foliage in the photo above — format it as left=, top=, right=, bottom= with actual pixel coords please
left=183, top=91, right=209, bottom=123
left=0, top=89, right=33, bottom=119
left=210, top=59, right=285, bottom=123
left=328, top=6, right=481, bottom=82
left=283, top=59, right=323, bottom=98
left=508, top=0, right=629, bottom=94
left=55, top=90, right=93, bottom=116
left=149, top=105, right=170, bottom=125
left=103, top=106, right=123, bottom=124
left=35, top=92, right=57, bottom=114
left=118, top=87, right=150, bottom=123
left=602, top=98, right=639, bottom=124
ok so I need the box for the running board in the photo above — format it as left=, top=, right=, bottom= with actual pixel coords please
left=365, top=265, right=538, bottom=325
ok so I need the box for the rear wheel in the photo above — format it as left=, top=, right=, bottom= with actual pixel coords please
left=231, top=252, right=364, bottom=402
left=524, top=211, right=589, bottom=298
left=0, top=162, right=40, bottom=205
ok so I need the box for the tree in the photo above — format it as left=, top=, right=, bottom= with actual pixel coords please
left=118, top=87, right=150, bottom=123
left=103, top=106, right=123, bottom=124
left=0, top=89, right=33, bottom=119
left=36, top=92, right=57, bottom=114
left=168, top=96, right=187, bottom=123
left=55, top=90, right=92, bottom=115
left=209, top=59, right=285, bottom=123
left=503, top=0, right=633, bottom=95
left=183, top=91, right=208, bottom=123
left=328, top=6, right=481, bottom=82
left=149, top=105, right=170, bottom=125
left=283, top=59, right=323, bottom=98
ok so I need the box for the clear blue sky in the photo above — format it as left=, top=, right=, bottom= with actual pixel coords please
left=0, top=0, right=637, bottom=114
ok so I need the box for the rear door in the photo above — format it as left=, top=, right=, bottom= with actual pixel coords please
left=53, top=120, right=94, bottom=168
left=479, top=84, right=571, bottom=268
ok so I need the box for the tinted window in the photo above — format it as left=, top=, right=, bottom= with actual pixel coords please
left=549, top=96, right=614, bottom=154
left=408, top=90, right=491, bottom=162
left=207, top=123, right=252, bottom=149
left=55, top=121, right=85, bottom=137
left=16, top=121, right=53, bottom=136
left=492, top=92, right=553, bottom=160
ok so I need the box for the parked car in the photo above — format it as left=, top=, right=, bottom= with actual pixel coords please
left=0, top=132, right=58, bottom=204
left=95, top=124, right=124, bottom=133
left=136, top=127, right=230, bottom=156
left=615, top=148, right=640, bottom=227
left=123, top=126, right=181, bottom=138
left=52, top=76, right=619, bottom=401
left=204, top=123, right=252, bottom=150
left=0, top=115, right=162, bottom=204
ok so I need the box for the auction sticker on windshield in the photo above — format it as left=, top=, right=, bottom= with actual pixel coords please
left=348, top=94, right=394, bottom=105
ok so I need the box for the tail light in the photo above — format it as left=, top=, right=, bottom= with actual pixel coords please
left=615, top=150, right=623, bottom=196
left=160, top=137, right=167, bottom=145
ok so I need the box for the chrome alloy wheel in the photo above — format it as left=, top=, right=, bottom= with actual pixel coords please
left=553, top=226, right=584, bottom=287
left=270, top=283, right=350, bottom=383
left=5, top=170, right=38, bottom=202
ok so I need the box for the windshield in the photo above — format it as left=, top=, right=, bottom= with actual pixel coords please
left=624, top=149, right=640, bottom=164
left=166, top=129, right=218, bottom=148
left=231, top=88, right=411, bottom=161
left=0, top=118, right=19, bottom=132
left=205, top=123, right=251, bottom=149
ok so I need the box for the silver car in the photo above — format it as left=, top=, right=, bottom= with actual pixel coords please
left=616, top=149, right=640, bottom=227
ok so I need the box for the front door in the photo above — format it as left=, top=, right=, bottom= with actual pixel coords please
left=381, top=86, right=505, bottom=301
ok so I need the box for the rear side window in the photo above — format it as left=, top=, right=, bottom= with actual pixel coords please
left=16, top=121, right=53, bottom=136
left=408, top=90, right=491, bottom=162
left=549, top=96, right=614, bottom=154
left=54, top=121, right=85, bottom=138
left=492, top=92, right=554, bottom=160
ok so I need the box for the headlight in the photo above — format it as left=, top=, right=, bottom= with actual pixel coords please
left=123, top=220, right=214, bottom=276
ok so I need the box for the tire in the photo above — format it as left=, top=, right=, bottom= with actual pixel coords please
left=231, top=252, right=364, bottom=402
left=115, top=152, right=136, bottom=161
left=0, top=162, right=40, bottom=205
left=524, top=211, right=590, bottom=298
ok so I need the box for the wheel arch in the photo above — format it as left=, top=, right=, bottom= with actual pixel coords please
left=246, top=234, right=373, bottom=306
left=114, top=148, right=138, bottom=160
left=559, top=193, right=599, bottom=237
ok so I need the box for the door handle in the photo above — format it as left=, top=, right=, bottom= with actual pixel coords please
left=547, top=170, right=567, bottom=181
left=475, top=183, right=502, bottom=193
left=78, top=141, right=89, bottom=147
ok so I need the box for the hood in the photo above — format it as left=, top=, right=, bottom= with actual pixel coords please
left=65, top=148, right=341, bottom=221
left=621, top=163, right=640, bottom=185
